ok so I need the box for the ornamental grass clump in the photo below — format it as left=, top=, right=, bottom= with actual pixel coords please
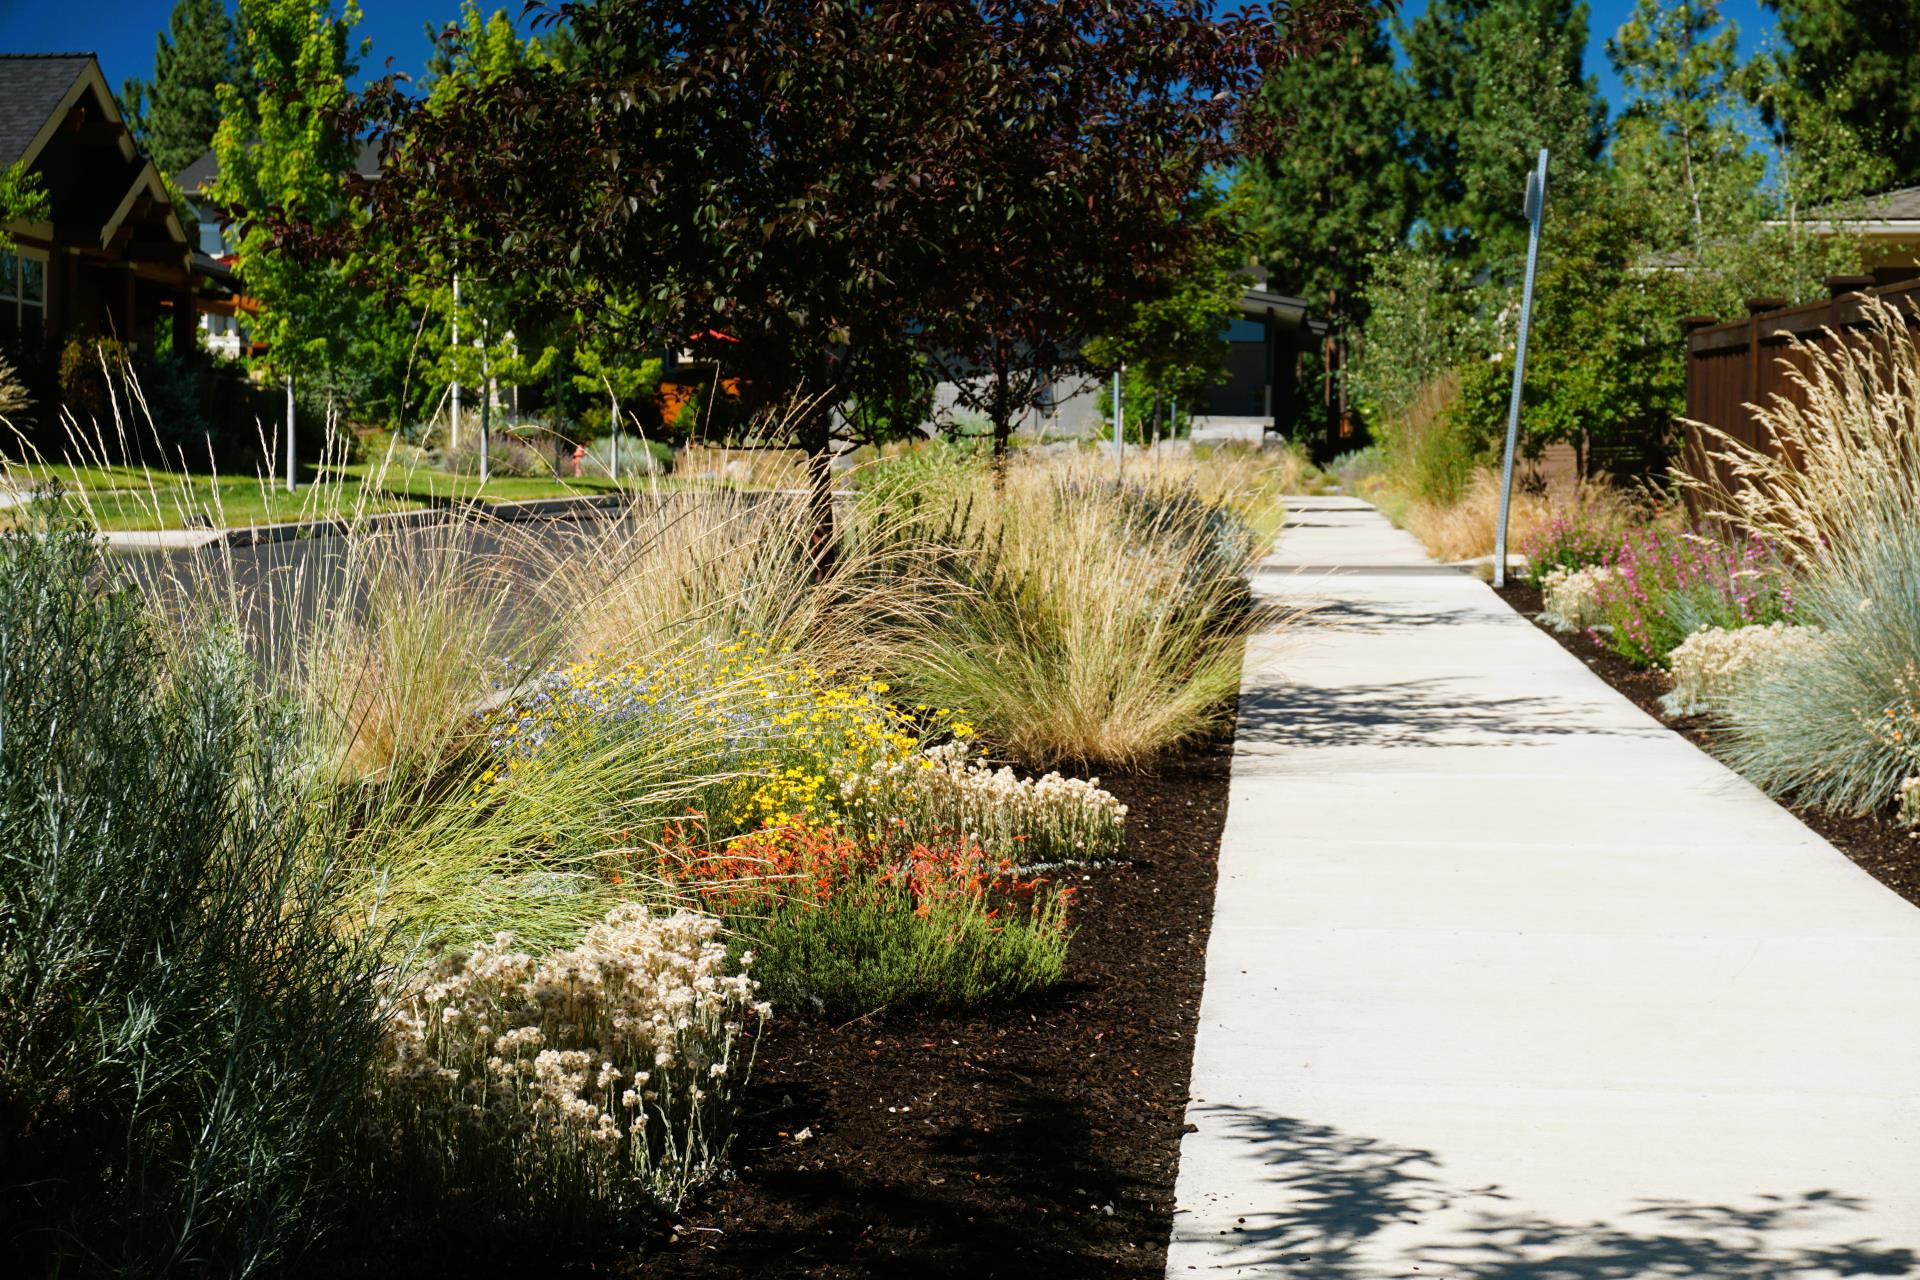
left=368, top=905, right=767, bottom=1228
left=1404, top=469, right=1633, bottom=564
left=877, top=448, right=1276, bottom=768
left=658, top=824, right=1071, bottom=1017
left=1728, top=541, right=1920, bottom=816
left=0, top=510, right=385, bottom=1279
left=1691, top=301, right=1920, bottom=815
left=483, top=638, right=929, bottom=841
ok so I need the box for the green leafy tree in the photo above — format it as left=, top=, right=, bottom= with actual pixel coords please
left=1234, top=13, right=1411, bottom=446
left=1453, top=185, right=1685, bottom=469
left=422, top=1, right=566, bottom=88
left=213, top=0, right=365, bottom=395
left=124, top=0, right=249, bottom=177
left=569, top=342, right=661, bottom=450
left=1399, top=0, right=1606, bottom=269
left=1234, top=14, right=1411, bottom=326
left=0, top=164, right=48, bottom=252
left=1085, top=196, right=1246, bottom=440
left=393, top=5, right=575, bottom=440
left=1347, top=246, right=1484, bottom=429
left=1606, top=0, right=1764, bottom=254
left=1739, top=43, right=1893, bottom=234
left=338, top=0, right=1369, bottom=552
left=1762, top=0, right=1920, bottom=187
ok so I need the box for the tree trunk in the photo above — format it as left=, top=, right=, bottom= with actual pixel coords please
left=803, top=418, right=834, bottom=574
left=991, top=405, right=1013, bottom=458
left=801, top=354, right=839, bottom=578
left=989, top=346, right=1017, bottom=477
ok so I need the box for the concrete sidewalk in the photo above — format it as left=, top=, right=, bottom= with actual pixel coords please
left=1167, top=497, right=1920, bottom=1278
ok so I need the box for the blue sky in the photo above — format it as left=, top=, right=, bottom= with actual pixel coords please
left=0, top=1, right=495, bottom=98
left=2, top=0, right=1781, bottom=120
left=1398, top=0, right=1778, bottom=123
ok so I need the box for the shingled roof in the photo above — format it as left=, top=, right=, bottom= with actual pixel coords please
left=175, top=139, right=385, bottom=194
left=1860, top=186, right=1920, bottom=223
left=0, top=53, right=94, bottom=168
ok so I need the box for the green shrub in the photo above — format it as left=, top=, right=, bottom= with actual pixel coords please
left=578, top=432, right=671, bottom=478
left=748, top=882, right=1069, bottom=1017
left=1518, top=499, right=1632, bottom=585
left=1589, top=526, right=1796, bottom=668
left=438, top=431, right=550, bottom=477
left=1719, top=520, right=1920, bottom=815
left=662, top=824, right=1071, bottom=1018
left=1328, top=445, right=1387, bottom=490
left=0, top=509, right=384, bottom=1279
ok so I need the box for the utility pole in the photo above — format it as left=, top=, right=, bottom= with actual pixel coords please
left=1494, top=148, right=1550, bottom=589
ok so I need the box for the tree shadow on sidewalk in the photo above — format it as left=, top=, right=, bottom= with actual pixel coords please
left=1178, top=1106, right=1917, bottom=1279
left=1233, top=676, right=1663, bottom=751
left=1277, top=596, right=1495, bottom=634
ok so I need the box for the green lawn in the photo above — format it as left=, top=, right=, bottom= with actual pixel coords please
left=2, top=459, right=708, bottom=532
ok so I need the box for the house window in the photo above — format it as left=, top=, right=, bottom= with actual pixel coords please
left=1224, top=317, right=1265, bottom=344
left=0, top=250, right=46, bottom=343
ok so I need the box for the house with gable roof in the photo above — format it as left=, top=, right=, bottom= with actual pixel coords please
left=0, top=52, right=237, bottom=365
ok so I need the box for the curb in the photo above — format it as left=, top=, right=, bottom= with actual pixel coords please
left=98, top=486, right=856, bottom=551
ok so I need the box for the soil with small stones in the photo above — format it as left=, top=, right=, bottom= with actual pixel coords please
left=381, top=713, right=1235, bottom=1280
left=1497, top=583, right=1920, bottom=910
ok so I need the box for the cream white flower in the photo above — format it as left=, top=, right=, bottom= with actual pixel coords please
left=1660, top=622, right=1825, bottom=717
left=371, top=905, right=767, bottom=1214
left=1539, top=564, right=1615, bottom=632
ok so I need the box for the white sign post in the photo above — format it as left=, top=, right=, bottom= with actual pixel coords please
left=285, top=375, right=296, bottom=492
left=1494, top=148, right=1549, bottom=589
left=450, top=272, right=462, bottom=449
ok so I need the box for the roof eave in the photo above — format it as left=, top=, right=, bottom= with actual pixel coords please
left=11, top=57, right=127, bottom=173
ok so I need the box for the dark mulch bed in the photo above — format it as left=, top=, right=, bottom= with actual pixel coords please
left=1497, top=582, right=1920, bottom=909
left=592, top=724, right=1232, bottom=1279
left=386, top=715, right=1231, bottom=1278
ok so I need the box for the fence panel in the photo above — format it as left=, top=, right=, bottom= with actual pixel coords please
left=1683, top=279, right=1920, bottom=510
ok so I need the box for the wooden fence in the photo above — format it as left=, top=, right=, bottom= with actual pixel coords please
left=1682, top=275, right=1920, bottom=501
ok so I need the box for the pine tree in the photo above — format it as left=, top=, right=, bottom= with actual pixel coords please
left=1234, top=15, right=1411, bottom=328
left=1606, top=0, right=1764, bottom=254
left=1398, top=0, right=1606, bottom=269
left=1763, top=0, right=1920, bottom=188
left=123, top=0, right=246, bottom=177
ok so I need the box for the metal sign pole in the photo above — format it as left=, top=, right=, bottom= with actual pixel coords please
left=285, top=375, right=296, bottom=492
left=478, top=324, right=492, bottom=485
left=450, top=272, right=462, bottom=450
left=1113, top=367, right=1124, bottom=474
left=1494, top=148, right=1549, bottom=589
